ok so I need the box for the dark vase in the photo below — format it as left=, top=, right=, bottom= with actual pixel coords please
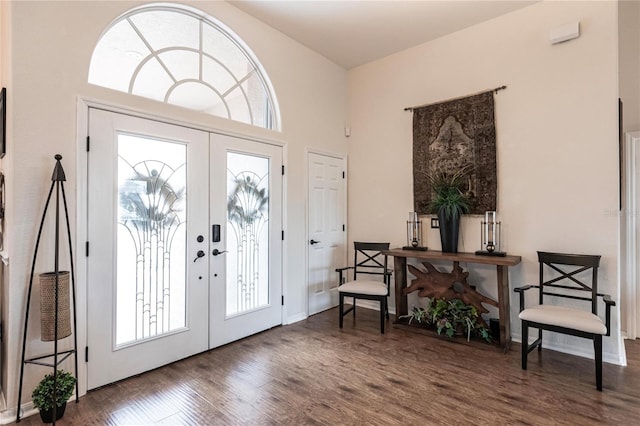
left=437, top=210, right=460, bottom=253
left=39, top=402, right=66, bottom=424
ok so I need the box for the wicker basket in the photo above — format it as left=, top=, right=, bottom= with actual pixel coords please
left=39, top=271, right=72, bottom=341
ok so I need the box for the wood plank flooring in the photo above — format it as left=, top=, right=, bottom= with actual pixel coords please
left=13, top=307, right=640, bottom=425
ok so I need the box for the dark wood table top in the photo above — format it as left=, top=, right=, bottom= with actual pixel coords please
left=383, top=248, right=521, bottom=267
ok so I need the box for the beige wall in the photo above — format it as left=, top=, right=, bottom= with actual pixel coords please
left=2, top=0, right=347, bottom=413
left=619, top=0, right=640, bottom=134
left=348, top=1, right=623, bottom=363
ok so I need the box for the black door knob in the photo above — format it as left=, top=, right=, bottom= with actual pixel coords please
left=310, top=239, right=320, bottom=245
left=193, top=250, right=205, bottom=262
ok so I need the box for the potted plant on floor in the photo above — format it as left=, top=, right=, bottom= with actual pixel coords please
left=32, top=370, right=76, bottom=423
left=427, top=166, right=471, bottom=253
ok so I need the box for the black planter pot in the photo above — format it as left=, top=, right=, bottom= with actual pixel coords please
left=437, top=210, right=460, bottom=253
left=39, top=402, right=66, bottom=424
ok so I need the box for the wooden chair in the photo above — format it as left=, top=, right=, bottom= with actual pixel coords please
left=514, top=251, right=615, bottom=391
left=336, top=242, right=392, bottom=333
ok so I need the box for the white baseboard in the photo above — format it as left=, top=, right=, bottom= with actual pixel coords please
left=350, top=299, right=396, bottom=315
left=0, top=401, right=37, bottom=425
left=285, top=312, right=307, bottom=325
left=511, top=334, right=625, bottom=366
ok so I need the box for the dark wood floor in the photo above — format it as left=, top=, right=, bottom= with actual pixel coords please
left=14, top=307, right=640, bottom=425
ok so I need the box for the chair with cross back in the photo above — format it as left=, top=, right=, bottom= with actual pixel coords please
left=514, top=251, right=615, bottom=391
left=336, top=242, right=392, bottom=333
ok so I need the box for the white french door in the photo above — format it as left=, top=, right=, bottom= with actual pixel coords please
left=307, top=152, right=346, bottom=315
left=209, top=134, right=283, bottom=348
left=86, top=109, right=282, bottom=389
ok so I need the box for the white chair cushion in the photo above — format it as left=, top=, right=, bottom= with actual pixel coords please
left=519, top=304, right=607, bottom=335
left=338, top=280, right=388, bottom=296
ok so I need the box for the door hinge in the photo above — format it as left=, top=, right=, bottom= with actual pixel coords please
left=86, top=136, right=90, bottom=152
left=85, top=346, right=89, bottom=362
left=281, top=230, right=284, bottom=241
left=343, top=224, right=345, bottom=232
left=282, top=165, right=285, bottom=175
left=342, top=171, right=345, bottom=179
left=0, top=321, right=3, bottom=343
left=85, top=241, right=89, bottom=257
left=281, top=295, right=284, bottom=306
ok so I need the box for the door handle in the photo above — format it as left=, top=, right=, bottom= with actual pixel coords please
left=212, top=249, right=228, bottom=256
left=193, top=250, right=205, bottom=262
left=310, top=239, right=320, bottom=245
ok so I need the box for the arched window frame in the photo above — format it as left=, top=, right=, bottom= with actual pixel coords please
left=88, top=3, right=281, bottom=131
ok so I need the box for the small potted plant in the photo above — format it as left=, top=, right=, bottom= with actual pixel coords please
left=426, top=166, right=471, bottom=253
left=32, top=370, right=76, bottom=423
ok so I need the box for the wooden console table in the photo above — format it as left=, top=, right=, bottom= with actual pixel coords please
left=383, top=248, right=521, bottom=350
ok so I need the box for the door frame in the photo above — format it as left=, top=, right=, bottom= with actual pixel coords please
left=305, top=148, right=348, bottom=316
left=624, top=131, right=640, bottom=340
left=76, top=97, right=287, bottom=397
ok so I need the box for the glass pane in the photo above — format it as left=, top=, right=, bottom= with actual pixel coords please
left=116, top=134, right=187, bottom=346
left=129, top=11, right=200, bottom=51
left=158, top=49, right=200, bottom=82
left=225, top=86, right=252, bottom=126
left=88, top=19, right=151, bottom=92
left=226, top=152, right=270, bottom=315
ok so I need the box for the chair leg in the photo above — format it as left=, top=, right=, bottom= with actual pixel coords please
left=594, top=334, right=603, bottom=391
left=380, top=298, right=385, bottom=334
left=352, top=297, right=356, bottom=317
left=385, top=296, right=390, bottom=320
left=339, top=293, right=344, bottom=329
left=538, top=328, right=543, bottom=352
left=521, top=321, right=528, bottom=370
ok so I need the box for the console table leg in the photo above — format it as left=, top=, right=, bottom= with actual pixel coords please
left=496, top=265, right=512, bottom=351
left=394, top=256, right=408, bottom=319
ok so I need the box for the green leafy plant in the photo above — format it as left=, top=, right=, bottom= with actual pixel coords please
left=400, top=298, right=491, bottom=342
left=425, top=166, right=471, bottom=220
left=32, top=370, right=76, bottom=411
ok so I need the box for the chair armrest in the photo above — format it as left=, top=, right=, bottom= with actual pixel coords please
left=599, top=293, right=615, bottom=336
left=600, top=293, right=615, bottom=306
left=513, top=285, right=535, bottom=293
left=513, top=285, right=538, bottom=313
left=383, top=269, right=393, bottom=286
left=335, top=266, right=354, bottom=285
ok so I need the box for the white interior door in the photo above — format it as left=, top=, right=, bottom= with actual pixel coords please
left=209, top=134, right=283, bottom=348
left=307, top=152, right=346, bottom=315
left=87, top=109, right=209, bottom=389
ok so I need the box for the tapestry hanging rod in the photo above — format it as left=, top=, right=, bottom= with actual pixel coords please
left=404, top=85, right=507, bottom=111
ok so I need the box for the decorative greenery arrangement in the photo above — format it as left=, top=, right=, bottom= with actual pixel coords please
left=425, top=166, right=471, bottom=220
left=32, top=370, right=76, bottom=412
left=401, top=297, right=491, bottom=342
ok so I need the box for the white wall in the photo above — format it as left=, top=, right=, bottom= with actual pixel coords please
left=348, top=1, right=623, bottom=363
left=619, top=0, right=640, bottom=134
left=2, top=0, right=347, bottom=413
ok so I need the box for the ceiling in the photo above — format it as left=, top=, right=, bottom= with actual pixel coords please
left=229, top=0, right=537, bottom=69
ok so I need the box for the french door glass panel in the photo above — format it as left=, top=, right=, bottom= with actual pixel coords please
left=226, top=152, right=270, bottom=316
left=116, top=135, right=187, bottom=346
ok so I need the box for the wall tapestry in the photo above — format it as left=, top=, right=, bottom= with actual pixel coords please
left=412, top=90, right=497, bottom=215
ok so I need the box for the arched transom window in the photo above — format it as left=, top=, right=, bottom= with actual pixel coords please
left=89, top=4, right=279, bottom=130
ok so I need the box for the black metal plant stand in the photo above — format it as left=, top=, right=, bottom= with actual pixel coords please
left=16, top=155, right=79, bottom=423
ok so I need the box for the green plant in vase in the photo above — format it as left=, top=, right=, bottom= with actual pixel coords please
left=32, top=369, right=76, bottom=423
left=425, top=166, right=471, bottom=253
